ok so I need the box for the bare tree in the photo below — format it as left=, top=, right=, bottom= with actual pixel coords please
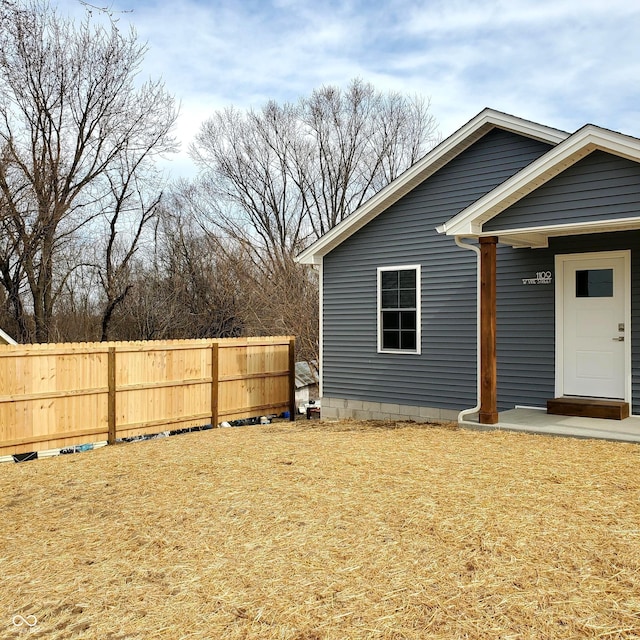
left=155, top=207, right=247, bottom=339
left=105, top=204, right=249, bottom=341
left=0, top=0, right=177, bottom=342
left=188, top=79, right=437, bottom=369
left=191, top=79, right=438, bottom=264
left=50, top=245, right=99, bottom=342
left=240, top=259, right=319, bottom=371
left=190, top=101, right=306, bottom=274
left=97, top=162, right=165, bottom=341
left=296, top=81, right=438, bottom=238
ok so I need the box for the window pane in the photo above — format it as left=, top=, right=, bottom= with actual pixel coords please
left=383, top=331, right=400, bottom=350
left=382, top=290, right=399, bottom=308
left=399, top=270, right=416, bottom=288
left=400, top=311, right=416, bottom=330
left=400, top=331, right=416, bottom=351
left=383, top=310, right=400, bottom=330
left=381, top=271, right=398, bottom=290
left=379, top=267, right=419, bottom=352
left=399, top=289, right=416, bottom=308
left=576, top=269, right=613, bottom=297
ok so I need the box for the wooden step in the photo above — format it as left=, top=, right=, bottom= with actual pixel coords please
left=547, top=397, right=629, bottom=420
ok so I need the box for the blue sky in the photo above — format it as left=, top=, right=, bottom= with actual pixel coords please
left=57, top=0, right=640, bottom=178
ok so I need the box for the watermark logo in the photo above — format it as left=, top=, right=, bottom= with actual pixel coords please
left=12, top=615, right=38, bottom=628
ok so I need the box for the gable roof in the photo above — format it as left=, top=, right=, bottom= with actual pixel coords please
left=296, top=108, right=568, bottom=265
left=295, top=360, right=318, bottom=388
left=438, top=123, right=640, bottom=247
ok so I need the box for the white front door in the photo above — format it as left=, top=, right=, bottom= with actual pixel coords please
left=556, top=251, right=630, bottom=400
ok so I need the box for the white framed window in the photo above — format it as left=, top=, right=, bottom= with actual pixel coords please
left=377, top=265, right=421, bottom=354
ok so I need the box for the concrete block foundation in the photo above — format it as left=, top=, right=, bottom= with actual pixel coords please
left=321, top=397, right=459, bottom=423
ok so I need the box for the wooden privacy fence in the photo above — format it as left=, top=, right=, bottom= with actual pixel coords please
left=0, top=336, right=295, bottom=457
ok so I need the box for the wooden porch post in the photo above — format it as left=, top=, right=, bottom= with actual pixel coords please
left=479, top=236, right=499, bottom=424
left=211, top=342, right=219, bottom=428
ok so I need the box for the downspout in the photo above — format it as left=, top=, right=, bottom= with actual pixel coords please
left=455, top=236, right=481, bottom=423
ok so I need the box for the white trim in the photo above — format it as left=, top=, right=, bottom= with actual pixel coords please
left=554, top=250, right=631, bottom=403
left=0, top=328, right=17, bottom=345
left=377, top=264, right=421, bottom=355
left=514, top=405, right=546, bottom=411
left=297, top=108, right=567, bottom=264
left=317, top=260, right=324, bottom=398
left=442, top=125, right=640, bottom=237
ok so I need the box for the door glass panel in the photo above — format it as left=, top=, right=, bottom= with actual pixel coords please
left=576, top=269, right=613, bottom=297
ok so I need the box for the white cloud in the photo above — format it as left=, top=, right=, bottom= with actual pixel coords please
left=42, top=0, right=640, bottom=178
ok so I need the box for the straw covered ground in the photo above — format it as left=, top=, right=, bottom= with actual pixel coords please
left=1, top=419, right=640, bottom=639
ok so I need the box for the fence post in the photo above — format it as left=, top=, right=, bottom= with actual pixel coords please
left=288, top=338, right=296, bottom=421
left=107, top=347, right=116, bottom=445
left=211, top=342, right=219, bottom=427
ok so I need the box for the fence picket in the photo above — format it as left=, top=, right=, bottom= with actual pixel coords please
left=0, top=337, right=295, bottom=456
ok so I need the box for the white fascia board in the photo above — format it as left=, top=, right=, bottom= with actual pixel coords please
left=442, top=125, right=640, bottom=237
left=296, top=108, right=568, bottom=264
left=0, top=328, right=17, bottom=345
left=483, top=109, right=569, bottom=144
left=492, top=216, right=640, bottom=248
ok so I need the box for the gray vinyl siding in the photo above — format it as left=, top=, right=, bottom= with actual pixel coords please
left=323, top=128, right=553, bottom=410
left=496, top=246, right=555, bottom=409
left=485, top=151, right=640, bottom=232
left=488, top=147, right=640, bottom=412
left=495, top=231, right=640, bottom=414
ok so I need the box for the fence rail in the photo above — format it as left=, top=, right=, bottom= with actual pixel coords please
left=0, top=336, right=295, bottom=456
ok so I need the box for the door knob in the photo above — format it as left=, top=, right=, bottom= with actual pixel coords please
left=612, top=336, right=624, bottom=341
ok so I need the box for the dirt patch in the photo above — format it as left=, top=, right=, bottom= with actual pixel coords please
left=268, top=418, right=458, bottom=433
left=1, top=420, right=639, bottom=638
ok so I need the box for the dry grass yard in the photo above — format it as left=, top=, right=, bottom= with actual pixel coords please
left=1, top=419, right=640, bottom=639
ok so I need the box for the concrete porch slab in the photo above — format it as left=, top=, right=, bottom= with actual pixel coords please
left=461, top=407, right=640, bottom=443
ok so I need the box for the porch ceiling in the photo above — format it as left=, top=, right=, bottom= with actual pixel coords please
left=489, top=217, right=640, bottom=249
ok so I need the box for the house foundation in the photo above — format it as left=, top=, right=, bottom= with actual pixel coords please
left=321, top=397, right=459, bottom=423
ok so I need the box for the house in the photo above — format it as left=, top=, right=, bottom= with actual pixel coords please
left=297, top=108, right=640, bottom=427
left=295, top=361, right=319, bottom=407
